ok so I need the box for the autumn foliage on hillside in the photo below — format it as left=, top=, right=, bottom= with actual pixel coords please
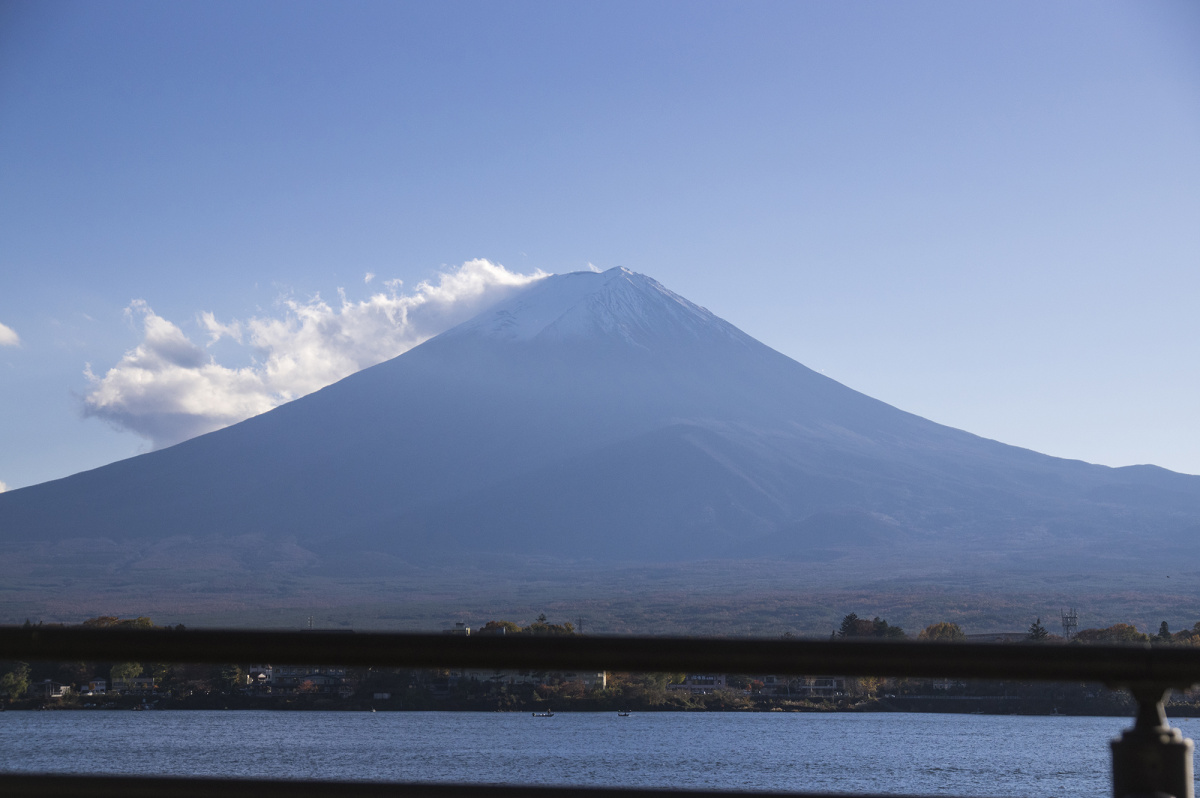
left=475, top=614, right=576, bottom=636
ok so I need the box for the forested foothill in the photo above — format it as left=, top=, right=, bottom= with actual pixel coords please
left=6, top=614, right=1200, bottom=715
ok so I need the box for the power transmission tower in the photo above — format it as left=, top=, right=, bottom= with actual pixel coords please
left=1061, top=608, right=1078, bottom=640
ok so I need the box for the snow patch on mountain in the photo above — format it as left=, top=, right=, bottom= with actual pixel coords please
left=441, top=267, right=744, bottom=348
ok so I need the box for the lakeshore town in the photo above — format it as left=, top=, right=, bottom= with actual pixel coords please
left=6, top=614, right=1200, bottom=715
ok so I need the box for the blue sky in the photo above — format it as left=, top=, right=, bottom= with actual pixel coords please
left=1, top=0, right=1198, bottom=491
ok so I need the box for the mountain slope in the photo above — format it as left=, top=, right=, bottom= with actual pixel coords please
left=2, top=267, right=1199, bottom=578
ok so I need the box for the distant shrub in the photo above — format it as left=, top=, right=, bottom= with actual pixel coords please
left=918, top=622, right=965, bottom=642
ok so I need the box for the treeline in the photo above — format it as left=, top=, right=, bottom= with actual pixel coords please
left=830, top=613, right=968, bottom=641
left=0, top=614, right=599, bottom=708
left=835, top=612, right=1200, bottom=644
left=475, top=614, right=577, bottom=636
left=1060, top=620, right=1200, bottom=645
left=8, top=613, right=1200, bottom=714
left=1, top=616, right=223, bottom=704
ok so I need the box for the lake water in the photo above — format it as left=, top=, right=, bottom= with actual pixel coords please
left=2, top=710, right=1194, bottom=795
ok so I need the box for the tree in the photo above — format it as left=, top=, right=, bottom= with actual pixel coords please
left=0, top=662, right=30, bottom=699
left=1170, top=623, right=1200, bottom=645
left=872, top=617, right=902, bottom=638
left=1028, top=618, right=1049, bottom=641
left=848, top=676, right=883, bottom=697
left=216, top=665, right=246, bottom=691
left=477, top=617, right=577, bottom=636
left=476, top=620, right=522, bottom=636
left=838, top=613, right=905, bottom=638
left=54, top=661, right=91, bottom=685
left=84, top=616, right=154, bottom=629
left=555, top=680, right=586, bottom=699
left=524, top=616, right=576, bottom=636
left=1072, top=624, right=1149, bottom=644
left=84, top=616, right=122, bottom=628
left=918, top=622, right=965, bottom=642
left=150, top=662, right=172, bottom=685
left=838, top=613, right=862, bottom=638
left=1158, top=621, right=1172, bottom=642
left=110, top=662, right=143, bottom=682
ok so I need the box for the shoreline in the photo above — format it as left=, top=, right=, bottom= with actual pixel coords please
left=11, top=693, right=1194, bottom=718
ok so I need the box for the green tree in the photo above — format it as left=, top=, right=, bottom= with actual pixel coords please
left=1158, top=621, right=1172, bottom=642
left=1028, top=618, right=1049, bottom=641
left=873, top=617, right=906, bottom=639
left=523, top=615, right=576, bottom=636
left=0, top=662, right=31, bottom=699
left=838, top=613, right=857, bottom=637
left=216, top=665, right=246, bottom=692
left=918, top=622, right=966, bottom=642
left=54, top=661, right=91, bottom=685
left=641, top=672, right=674, bottom=704
left=476, top=617, right=577, bottom=636
left=110, top=662, right=143, bottom=683
left=476, top=620, right=522, bottom=636
left=150, top=663, right=172, bottom=684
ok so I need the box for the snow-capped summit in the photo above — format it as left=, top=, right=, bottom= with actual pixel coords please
left=441, top=267, right=744, bottom=348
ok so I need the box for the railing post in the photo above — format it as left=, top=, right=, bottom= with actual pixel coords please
left=1112, top=684, right=1194, bottom=798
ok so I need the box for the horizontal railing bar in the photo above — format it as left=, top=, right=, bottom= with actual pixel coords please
left=0, top=774, right=992, bottom=798
left=2, top=626, right=1199, bottom=688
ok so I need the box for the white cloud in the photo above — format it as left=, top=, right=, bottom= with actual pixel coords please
left=364, top=272, right=375, bottom=284
left=0, top=321, right=19, bottom=346
left=83, top=259, right=548, bottom=449
left=0, top=480, right=7, bottom=493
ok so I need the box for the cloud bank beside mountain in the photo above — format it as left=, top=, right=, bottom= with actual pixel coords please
left=82, top=259, right=547, bottom=448
left=0, top=322, right=19, bottom=347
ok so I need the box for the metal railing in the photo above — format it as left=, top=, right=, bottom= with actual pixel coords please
left=2, top=626, right=1197, bottom=797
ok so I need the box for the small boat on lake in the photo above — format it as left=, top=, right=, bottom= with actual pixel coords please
left=532, top=710, right=554, bottom=717
left=617, top=710, right=631, bottom=717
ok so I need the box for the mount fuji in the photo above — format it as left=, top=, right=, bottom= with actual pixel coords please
left=2, top=267, right=1199, bottom=620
